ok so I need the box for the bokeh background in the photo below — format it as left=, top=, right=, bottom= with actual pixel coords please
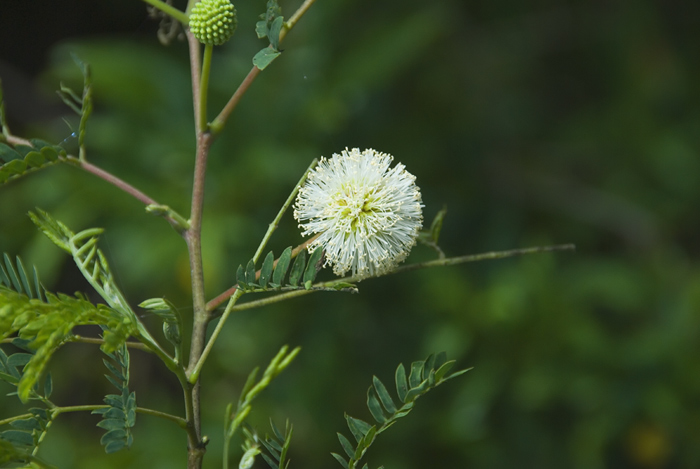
left=1, top=0, right=700, bottom=467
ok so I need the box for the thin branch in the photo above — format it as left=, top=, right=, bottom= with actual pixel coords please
left=53, top=404, right=187, bottom=428
left=209, top=66, right=260, bottom=135
left=252, top=158, right=318, bottom=264
left=198, top=44, right=214, bottom=133
left=63, top=335, right=151, bottom=352
left=76, top=157, right=187, bottom=232
left=280, top=0, right=318, bottom=42
left=187, top=30, right=203, bottom=138
left=209, top=0, right=318, bottom=135
left=5, top=134, right=32, bottom=146
left=141, top=0, right=189, bottom=24
left=215, top=289, right=313, bottom=316
left=323, top=243, right=577, bottom=286
left=188, top=289, right=244, bottom=384
left=0, top=135, right=187, bottom=231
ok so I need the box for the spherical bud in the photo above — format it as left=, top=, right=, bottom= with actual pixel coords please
left=189, top=0, right=237, bottom=46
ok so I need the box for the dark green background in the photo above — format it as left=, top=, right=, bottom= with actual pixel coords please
left=1, top=0, right=699, bottom=467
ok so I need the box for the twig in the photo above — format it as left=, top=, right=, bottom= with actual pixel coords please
left=209, top=0, right=318, bottom=134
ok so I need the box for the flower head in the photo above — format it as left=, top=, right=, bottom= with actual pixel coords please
left=294, top=148, right=423, bottom=279
left=189, top=0, right=237, bottom=46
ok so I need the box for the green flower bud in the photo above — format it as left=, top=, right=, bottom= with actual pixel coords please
left=189, top=0, right=237, bottom=46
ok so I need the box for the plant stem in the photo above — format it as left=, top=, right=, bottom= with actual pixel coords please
left=189, top=289, right=244, bottom=384
left=210, top=66, right=260, bottom=135
left=77, top=158, right=187, bottom=231
left=0, top=405, right=186, bottom=428
left=182, top=124, right=213, bottom=469
left=64, top=335, right=151, bottom=352
left=199, top=44, right=214, bottom=133
left=141, top=0, right=189, bottom=24
left=280, top=0, right=317, bottom=42
left=325, top=243, right=577, bottom=286
left=186, top=31, right=202, bottom=139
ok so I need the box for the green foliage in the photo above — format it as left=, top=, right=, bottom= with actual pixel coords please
left=0, top=438, right=57, bottom=468
left=235, top=247, right=357, bottom=293
left=92, top=344, right=136, bottom=454
left=0, top=286, right=134, bottom=402
left=244, top=419, right=293, bottom=469
left=223, top=346, right=300, bottom=456
left=56, top=54, right=93, bottom=155
left=253, top=0, right=283, bottom=70
left=138, top=298, right=183, bottom=361
left=0, top=252, right=134, bottom=402
left=332, top=353, right=470, bottom=469
left=0, top=141, right=66, bottom=186
left=0, top=253, right=46, bottom=302
left=0, top=404, right=53, bottom=458
left=0, top=337, right=55, bottom=463
left=28, top=209, right=139, bottom=326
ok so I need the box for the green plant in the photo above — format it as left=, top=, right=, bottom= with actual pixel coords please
left=0, top=0, right=573, bottom=467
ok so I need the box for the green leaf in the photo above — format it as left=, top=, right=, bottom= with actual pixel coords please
left=238, top=367, right=259, bottom=407
left=3, top=253, right=22, bottom=293
left=273, top=247, right=292, bottom=285
left=0, top=143, right=21, bottom=161
left=96, top=419, right=127, bottom=431
left=434, top=351, right=448, bottom=371
left=16, top=256, right=34, bottom=298
left=304, top=247, right=324, bottom=284
left=40, top=145, right=59, bottom=162
left=430, top=206, right=447, bottom=243
left=331, top=453, right=349, bottom=469
left=372, top=376, right=397, bottom=414
left=1, top=430, right=34, bottom=446
left=442, top=367, right=472, bottom=382
left=268, top=16, right=284, bottom=50
left=24, top=151, right=44, bottom=168
left=434, top=360, right=455, bottom=382
left=356, top=425, right=377, bottom=457
left=408, top=361, right=424, bottom=389
left=9, top=418, right=41, bottom=432
left=100, top=407, right=126, bottom=420
left=7, top=353, right=32, bottom=368
left=337, top=432, right=355, bottom=459
left=270, top=418, right=284, bottom=442
left=255, top=20, right=269, bottom=39
left=366, top=388, right=387, bottom=424
left=43, top=373, right=53, bottom=398
left=395, top=363, right=408, bottom=403
left=0, top=371, right=19, bottom=385
left=259, top=251, right=274, bottom=288
left=104, top=439, right=126, bottom=454
left=253, top=48, right=282, bottom=71
left=345, top=415, right=371, bottom=444
left=404, top=379, right=431, bottom=403
left=288, top=250, right=306, bottom=287
left=95, top=344, right=135, bottom=453
left=245, top=259, right=257, bottom=286
left=423, top=353, right=436, bottom=378
left=236, top=264, right=247, bottom=289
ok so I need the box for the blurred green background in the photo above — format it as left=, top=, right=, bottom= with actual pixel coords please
left=1, top=0, right=700, bottom=467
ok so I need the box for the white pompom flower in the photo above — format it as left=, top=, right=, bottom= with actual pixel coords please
left=293, top=148, right=424, bottom=279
